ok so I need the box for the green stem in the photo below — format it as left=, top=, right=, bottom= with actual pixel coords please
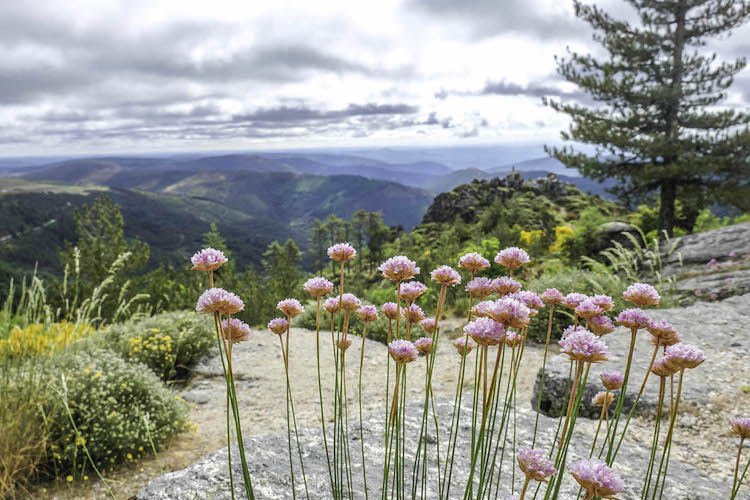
left=651, top=369, right=685, bottom=500
left=605, top=327, right=638, bottom=465
left=315, top=297, right=335, bottom=495
left=532, top=304, right=555, bottom=448
left=359, top=323, right=369, bottom=499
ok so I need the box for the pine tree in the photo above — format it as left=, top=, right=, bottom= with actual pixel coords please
left=547, top=0, right=750, bottom=235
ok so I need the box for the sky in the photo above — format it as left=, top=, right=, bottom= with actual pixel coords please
left=1, top=0, right=749, bottom=156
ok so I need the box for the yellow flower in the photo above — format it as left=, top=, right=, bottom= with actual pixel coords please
left=138, top=446, right=144, bottom=451
left=84, top=368, right=91, bottom=374
left=121, top=383, right=127, bottom=389
left=127, top=453, right=133, bottom=460
left=84, top=475, right=88, bottom=481
left=67, top=475, right=74, bottom=482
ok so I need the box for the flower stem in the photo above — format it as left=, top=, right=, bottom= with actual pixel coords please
left=589, top=397, right=608, bottom=457
left=532, top=304, right=555, bottom=448
left=605, top=327, right=638, bottom=464
left=359, top=323, right=369, bottom=499
left=651, top=368, right=685, bottom=500
left=315, top=297, right=335, bottom=494
left=559, top=360, right=584, bottom=451
left=519, top=476, right=531, bottom=500
left=735, top=438, right=745, bottom=495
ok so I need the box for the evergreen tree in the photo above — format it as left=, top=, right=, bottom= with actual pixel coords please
left=547, top=0, right=750, bottom=235
left=262, top=239, right=302, bottom=300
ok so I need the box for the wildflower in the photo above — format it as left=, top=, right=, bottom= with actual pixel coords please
left=431, top=265, right=462, bottom=286
left=616, top=308, right=652, bottom=330
left=590, top=294, right=615, bottom=312
left=622, top=282, right=660, bottom=307
left=454, top=337, right=476, bottom=356
left=277, top=298, right=304, bottom=318
left=356, top=305, right=378, bottom=323
left=323, top=297, right=341, bottom=314
left=651, top=356, right=679, bottom=378
left=414, top=337, right=434, bottom=355
left=328, top=243, right=357, bottom=262
left=589, top=315, right=615, bottom=336
left=567, top=458, right=624, bottom=499
left=494, top=247, right=531, bottom=270
left=562, top=292, right=589, bottom=310
left=401, top=303, right=426, bottom=323
left=489, top=298, right=530, bottom=328
left=505, top=330, right=524, bottom=348
left=559, top=329, right=608, bottom=363
left=388, top=339, right=419, bottom=364
left=381, top=302, right=398, bottom=320
left=665, top=343, right=705, bottom=370
left=593, top=391, right=615, bottom=407
left=541, top=288, right=565, bottom=305
left=196, top=288, right=244, bottom=315
left=517, top=447, right=556, bottom=482
left=337, top=337, right=352, bottom=352
left=646, top=319, right=678, bottom=346
left=729, top=251, right=737, bottom=258
left=466, top=277, right=495, bottom=298
left=651, top=329, right=682, bottom=347
left=340, top=293, right=361, bottom=312
left=268, top=317, right=289, bottom=335
left=492, top=276, right=522, bottom=296
left=730, top=417, right=750, bottom=439
left=67, top=475, right=74, bottom=482
left=710, top=292, right=718, bottom=300
left=399, top=281, right=428, bottom=302
left=379, top=256, right=420, bottom=281
left=695, top=289, right=702, bottom=296
left=516, top=290, right=544, bottom=311
left=303, top=276, right=334, bottom=297
left=464, top=317, right=506, bottom=347
left=471, top=300, right=494, bottom=318
left=220, top=318, right=251, bottom=344
left=191, top=248, right=228, bottom=272
left=600, top=370, right=624, bottom=391
left=421, top=318, right=436, bottom=334
left=575, top=299, right=603, bottom=320
left=562, top=325, right=587, bottom=340
left=458, top=252, right=491, bottom=272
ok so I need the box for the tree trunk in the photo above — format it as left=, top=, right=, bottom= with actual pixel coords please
left=659, top=180, right=676, bottom=237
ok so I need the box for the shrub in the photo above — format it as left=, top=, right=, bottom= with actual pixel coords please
left=0, top=321, right=94, bottom=358
left=99, top=311, right=214, bottom=381
left=42, top=347, right=190, bottom=477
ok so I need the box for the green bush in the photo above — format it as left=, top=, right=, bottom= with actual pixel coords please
left=99, top=311, right=214, bottom=381
left=296, top=301, right=391, bottom=344
left=42, top=347, right=189, bottom=477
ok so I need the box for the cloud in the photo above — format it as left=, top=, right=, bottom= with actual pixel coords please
left=436, top=78, right=592, bottom=104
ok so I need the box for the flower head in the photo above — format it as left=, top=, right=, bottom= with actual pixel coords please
left=559, top=329, right=608, bottom=363
left=458, top=252, right=491, bottom=272
left=665, top=343, right=705, bottom=370
left=562, top=325, right=587, bottom=340
left=730, top=417, right=750, bottom=439
left=381, top=302, right=398, bottom=320
left=421, top=318, right=436, bottom=334
left=590, top=294, right=615, bottom=312
left=414, top=337, right=434, bottom=355
left=268, top=317, right=289, bottom=335
left=221, top=318, right=251, bottom=343
left=646, top=319, right=678, bottom=345
left=338, top=337, right=352, bottom=352
left=379, top=256, right=420, bottom=281
left=651, top=356, right=679, bottom=378
left=431, top=265, right=462, bottom=286
left=328, top=243, right=357, bottom=263
left=589, top=315, right=615, bottom=336
left=399, top=281, right=428, bottom=303
left=494, top=247, right=531, bottom=270
left=651, top=329, right=682, bottom=347
left=616, top=308, right=652, bottom=330
left=340, top=293, right=361, bottom=312
left=623, top=282, right=660, bottom=307
left=593, top=391, right=615, bottom=407
left=576, top=299, right=604, bottom=320
left=191, top=248, right=228, bottom=272
left=516, top=291, right=544, bottom=311
left=489, top=298, right=530, bottom=328
left=196, top=288, right=244, bottom=315
left=464, top=317, right=506, bottom=347
left=303, top=276, right=334, bottom=297
left=357, top=305, right=379, bottom=323
left=517, top=447, right=556, bottom=482
left=568, top=459, right=624, bottom=499
left=401, top=303, right=426, bottom=323
left=277, top=298, right=304, bottom=318
left=505, top=330, right=524, bottom=348
left=323, top=297, right=341, bottom=314
left=541, top=288, right=565, bottom=305
left=466, top=277, right=495, bottom=298
left=492, top=276, right=522, bottom=296
left=454, top=337, right=476, bottom=356
left=471, top=300, right=494, bottom=318
left=600, top=370, right=624, bottom=391
left=388, top=339, right=418, bottom=364
left=562, top=293, right=589, bottom=311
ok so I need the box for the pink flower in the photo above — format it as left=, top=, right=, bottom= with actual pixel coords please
left=466, top=277, right=495, bottom=298
left=517, top=447, right=556, bottom=482
left=562, top=325, right=586, bottom=340
left=458, top=252, right=491, bottom=272
left=575, top=299, right=604, bottom=320
left=268, top=317, right=289, bottom=335
left=616, top=308, right=652, bottom=330
left=695, top=289, right=702, bottom=296
left=665, top=343, right=705, bottom=370
left=491, top=276, right=522, bottom=296
left=590, top=294, right=614, bottom=312
left=401, top=303, right=426, bottom=323
left=646, top=319, right=678, bottom=345
left=464, top=317, right=506, bottom=347
left=622, top=282, right=660, bottom=307
left=471, top=300, right=494, bottom=318
left=567, top=459, right=624, bottom=499
left=516, top=291, right=544, bottom=311
left=454, top=337, right=476, bottom=356
left=338, top=337, right=352, bottom=352
left=562, top=293, right=589, bottom=311
left=505, top=330, right=524, bottom=348
left=220, top=318, right=251, bottom=343
left=356, top=305, right=378, bottom=323
left=323, top=297, right=340, bottom=314
left=399, top=281, right=428, bottom=303
left=494, top=247, right=531, bottom=270
left=340, top=293, right=361, bottom=312
left=589, top=315, right=615, bottom=336
left=559, top=329, right=608, bottom=363
left=421, top=318, right=436, bottom=334
left=593, top=391, right=615, bottom=407
left=191, top=248, right=228, bottom=272
left=388, top=339, right=418, bottom=364
left=651, top=356, right=679, bottom=378
left=488, top=298, right=530, bottom=329
left=303, top=276, right=334, bottom=297
left=414, top=337, right=434, bottom=355
left=541, top=288, right=564, bottom=305
left=381, top=302, right=398, bottom=320
left=600, top=370, right=624, bottom=391
left=196, top=288, right=244, bottom=315
left=277, top=298, right=304, bottom=317
left=431, top=265, right=462, bottom=286
left=379, top=256, right=420, bottom=281
left=730, top=417, right=750, bottom=439
left=328, top=243, right=357, bottom=263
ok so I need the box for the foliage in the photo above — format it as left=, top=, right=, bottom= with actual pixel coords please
left=296, top=300, right=390, bottom=344
left=0, top=321, right=94, bottom=358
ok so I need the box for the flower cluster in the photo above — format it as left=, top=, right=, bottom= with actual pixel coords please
left=623, top=282, right=660, bottom=307
left=466, top=277, right=495, bottom=298
left=277, top=298, right=304, bottom=317
left=220, top=318, right=251, bottom=344
left=494, top=247, right=530, bottom=270
left=414, top=337, right=434, bottom=355
left=589, top=315, right=615, bottom=336
left=562, top=292, right=588, bottom=310
left=664, top=343, right=705, bottom=370
left=431, top=265, right=462, bottom=286
left=323, top=297, right=341, bottom=314
left=541, top=288, right=565, bottom=305
left=356, top=305, right=379, bottom=323
left=600, top=370, right=624, bottom=391
left=592, top=391, right=615, bottom=407
left=303, top=276, right=334, bottom=297
left=196, top=288, right=244, bottom=315
left=458, top=252, right=491, bottom=272
left=488, top=298, right=530, bottom=328
left=379, top=256, right=420, bottom=281
left=401, top=303, right=426, bottom=323
left=328, top=243, right=357, bottom=262
left=559, top=329, right=608, bottom=363
left=568, top=459, right=624, bottom=499
left=191, top=247, right=228, bottom=272
left=268, top=318, right=289, bottom=335
left=381, top=302, right=398, bottom=320
left=492, top=276, right=522, bottom=296
left=454, top=337, right=476, bottom=356
left=616, top=308, right=652, bottom=330
left=575, top=299, right=604, bottom=320
left=340, top=293, right=361, bottom=312
left=731, top=417, right=750, bottom=439
left=421, top=318, right=436, bottom=334
left=464, top=317, right=506, bottom=347
left=517, top=447, right=556, bottom=482
left=388, top=339, right=418, bottom=364
left=399, top=281, right=428, bottom=302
